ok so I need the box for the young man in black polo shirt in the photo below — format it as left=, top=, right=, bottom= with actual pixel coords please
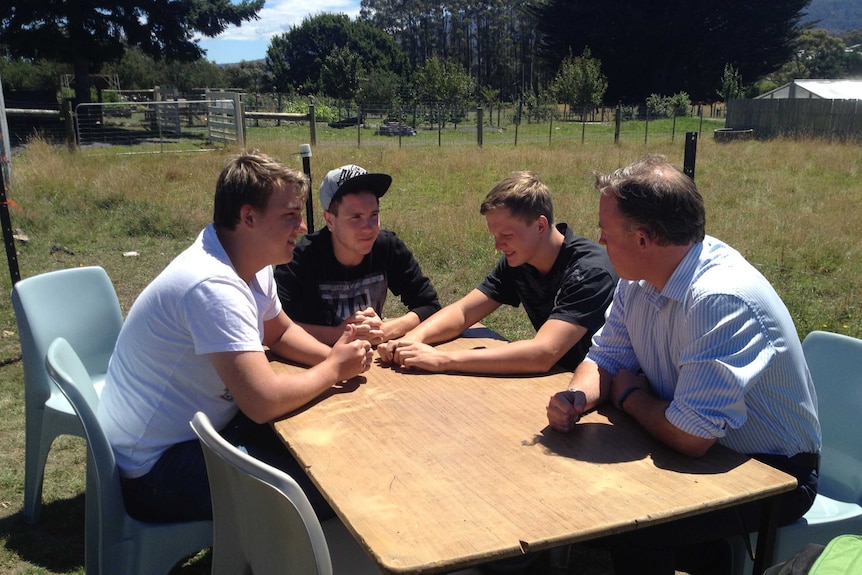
left=379, top=170, right=618, bottom=374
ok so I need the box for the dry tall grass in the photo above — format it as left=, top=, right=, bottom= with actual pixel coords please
left=0, top=135, right=860, bottom=574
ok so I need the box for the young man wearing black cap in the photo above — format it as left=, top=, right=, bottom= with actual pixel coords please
left=275, top=164, right=441, bottom=346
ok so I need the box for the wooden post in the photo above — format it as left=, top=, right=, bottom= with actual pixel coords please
left=64, top=99, right=76, bottom=151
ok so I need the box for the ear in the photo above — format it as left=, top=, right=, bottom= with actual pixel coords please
left=239, top=204, right=256, bottom=228
left=323, top=210, right=335, bottom=230
left=536, top=214, right=549, bottom=234
left=635, top=228, right=651, bottom=250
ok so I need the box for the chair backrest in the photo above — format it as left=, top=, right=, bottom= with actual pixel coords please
left=12, top=266, right=123, bottom=405
left=45, top=337, right=127, bottom=544
left=190, top=411, right=333, bottom=575
left=801, top=330, right=862, bottom=502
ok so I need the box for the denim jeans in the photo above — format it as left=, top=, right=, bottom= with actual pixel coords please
left=120, top=412, right=334, bottom=523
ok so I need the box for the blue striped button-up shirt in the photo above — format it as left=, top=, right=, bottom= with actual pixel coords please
left=588, top=236, right=820, bottom=456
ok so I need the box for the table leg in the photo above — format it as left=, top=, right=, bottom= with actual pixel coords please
left=752, top=495, right=782, bottom=575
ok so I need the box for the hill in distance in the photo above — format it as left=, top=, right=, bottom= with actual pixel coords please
left=806, top=0, right=862, bottom=33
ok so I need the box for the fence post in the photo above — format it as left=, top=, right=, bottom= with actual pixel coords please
left=0, top=165, right=20, bottom=285
left=581, top=105, right=587, bottom=144
left=438, top=105, right=442, bottom=147
left=683, top=131, right=698, bottom=181
left=308, top=96, right=317, bottom=146
left=300, top=144, right=314, bottom=233
left=644, top=105, right=650, bottom=145
left=63, top=99, right=77, bottom=151
left=614, top=102, right=621, bottom=144
left=477, top=107, right=483, bottom=147
left=236, top=95, right=246, bottom=148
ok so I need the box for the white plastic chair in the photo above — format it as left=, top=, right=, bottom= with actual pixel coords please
left=46, top=337, right=212, bottom=575
left=732, top=330, right=862, bottom=573
left=11, top=265, right=124, bottom=524
left=191, top=411, right=486, bottom=575
left=190, top=410, right=381, bottom=575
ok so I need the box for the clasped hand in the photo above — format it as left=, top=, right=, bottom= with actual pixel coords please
left=342, top=307, right=385, bottom=346
left=330, top=324, right=374, bottom=381
left=378, top=339, right=449, bottom=372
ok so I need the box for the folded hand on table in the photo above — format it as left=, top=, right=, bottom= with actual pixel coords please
left=330, top=324, right=374, bottom=381
left=547, top=389, right=587, bottom=432
left=378, top=340, right=450, bottom=373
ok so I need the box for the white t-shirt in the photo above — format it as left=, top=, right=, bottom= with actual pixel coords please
left=97, top=225, right=281, bottom=478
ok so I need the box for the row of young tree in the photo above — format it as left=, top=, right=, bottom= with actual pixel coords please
left=1, top=0, right=861, bottom=114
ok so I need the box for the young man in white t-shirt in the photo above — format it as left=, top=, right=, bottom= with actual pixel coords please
left=97, top=151, right=373, bottom=522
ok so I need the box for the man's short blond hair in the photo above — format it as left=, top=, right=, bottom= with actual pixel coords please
left=480, top=171, right=555, bottom=225
left=214, top=150, right=310, bottom=230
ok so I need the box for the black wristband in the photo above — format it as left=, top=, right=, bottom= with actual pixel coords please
left=617, top=385, right=643, bottom=411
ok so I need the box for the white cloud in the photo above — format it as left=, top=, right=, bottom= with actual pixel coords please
left=211, top=0, right=361, bottom=42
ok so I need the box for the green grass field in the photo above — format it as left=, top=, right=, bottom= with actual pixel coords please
left=0, top=123, right=860, bottom=574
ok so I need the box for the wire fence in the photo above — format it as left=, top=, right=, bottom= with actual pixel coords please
left=6, top=92, right=731, bottom=154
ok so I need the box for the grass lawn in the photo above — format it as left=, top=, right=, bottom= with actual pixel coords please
left=0, top=124, right=860, bottom=573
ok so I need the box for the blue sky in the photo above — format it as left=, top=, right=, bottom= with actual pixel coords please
left=197, top=0, right=362, bottom=64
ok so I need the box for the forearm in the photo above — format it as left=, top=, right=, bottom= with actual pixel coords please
left=245, top=360, right=342, bottom=422
left=566, top=361, right=611, bottom=411
left=381, top=312, right=421, bottom=342
left=268, top=322, right=332, bottom=365
left=619, top=389, right=715, bottom=457
left=286, top=321, right=344, bottom=347
left=438, top=340, right=563, bottom=374
left=405, top=305, right=470, bottom=345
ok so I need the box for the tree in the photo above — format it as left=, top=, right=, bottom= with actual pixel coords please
left=224, top=61, right=268, bottom=92
left=103, top=47, right=162, bottom=91
left=717, top=63, right=744, bottom=102
left=266, top=13, right=408, bottom=95
left=793, top=29, right=850, bottom=78
left=528, top=0, right=811, bottom=102
left=0, top=0, right=263, bottom=103
left=0, top=58, right=70, bottom=92
left=413, top=56, right=474, bottom=126
left=550, top=47, right=607, bottom=119
left=320, top=46, right=366, bottom=101
left=360, top=0, right=546, bottom=101
left=769, top=29, right=851, bottom=84
left=357, top=70, right=403, bottom=114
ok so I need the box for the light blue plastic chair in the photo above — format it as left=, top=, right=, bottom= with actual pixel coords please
left=11, top=266, right=124, bottom=524
left=732, top=330, right=862, bottom=573
left=47, top=337, right=212, bottom=575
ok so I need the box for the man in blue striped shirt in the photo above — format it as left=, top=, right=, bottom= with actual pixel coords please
left=546, top=154, right=821, bottom=575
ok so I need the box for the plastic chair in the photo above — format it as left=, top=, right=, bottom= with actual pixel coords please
left=46, top=337, right=212, bottom=575
left=732, top=330, right=862, bottom=573
left=190, top=410, right=381, bottom=575
left=11, top=266, right=124, bottom=524
left=191, top=411, right=486, bottom=575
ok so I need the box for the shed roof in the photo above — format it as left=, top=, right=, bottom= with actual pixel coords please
left=756, top=79, right=862, bottom=100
